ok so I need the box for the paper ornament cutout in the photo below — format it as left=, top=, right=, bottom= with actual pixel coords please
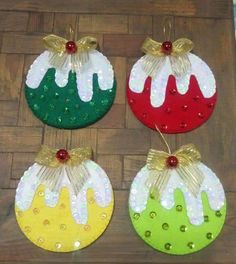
left=129, top=143, right=226, bottom=255
left=15, top=146, right=114, bottom=252
left=127, top=37, right=217, bottom=133
left=25, top=33, right=116, bottom=129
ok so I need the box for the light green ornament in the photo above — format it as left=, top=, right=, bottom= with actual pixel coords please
left=129, top=145, right=226, bottom=255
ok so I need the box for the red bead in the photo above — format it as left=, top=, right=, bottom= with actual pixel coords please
left=65, top=41, right=77, bottom=54
left=208, top=102, right=214, bottom=108
left=161, top=41, right=172, bottom=55
left=166, top=155, right=179, bottom=168
left=182, top=105, right=188, bottom=111
left=180, top=122, right=187, bottom=128
left=193, top=95, right=200, bottom=101
left=170, top=88, right=177, bottom=95
left=165, top=107, right=171, bottom=114
left=56, top=149, right=70, bottom=162
left=142, top=112, right=147, bottom=118
left=198, top=112, right=204, bottom=119
left=161, top=124, right=168, bottom=130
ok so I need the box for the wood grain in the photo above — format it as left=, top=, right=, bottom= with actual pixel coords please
left=0, top=1, right=235, bottom=263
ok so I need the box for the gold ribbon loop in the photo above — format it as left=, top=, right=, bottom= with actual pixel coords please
left=35, top=145, right=92, bottom=168
left=141, top=37, right=194, bottom=77
left=76, top=36, right=97, bottom=53
left=146, top=144, right=204, bottom=199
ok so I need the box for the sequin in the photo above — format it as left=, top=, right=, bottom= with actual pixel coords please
left=165, top=243, right=172, bottom=250
left=74, top=241, right=80, bottom=248
left=149, top=211, right=156, bottom=218
left=176, top=205, right=183, bottom=212
left=38, top=191, right=44, bottom=197
left=101, top=212, right=107, bottom=220
left=204, top=215, right=209, bottom=222
left=180, top=225, right=187, bottom=232
left=133, top=213, right=140, bottom=220
left=43, top=219, right=50, bottom=226
left=162, top=223, right=169, bottom=230
left=37, top=237, right=44, bottom=244
left=24, top=226, right=31, bottom=233
left=215, top=210, right=222, bottom=217
left=55, top=242, right=62, bottom=249
left=206, top=232, right=213, bottom=239
left=187, top=242, right=195, bottom=249
left=33, top=208, right=40, bottom=214
left=60, top=224, right=67, bottom=230
left=84, top=225, right=91, bottom=231
left=16, top=211, right=23, bottom=217
left=145, top=230, right=151, bottom=237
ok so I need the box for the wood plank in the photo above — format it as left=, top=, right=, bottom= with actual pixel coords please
left=27, top=12, right=54, bottom=33
left=53, top=13, right=77, bottom=37
left=43, top=126, right=71, bottom=149
left=0, top=190, right=235, bottom=263
left=123, top=155, right=146, bottom=182
left=0, top=11, right=29, bottom=31
left=0, top=54, right=24, bottom=100
left=104, top=34, right=148, bottom=57
left=97, top=129, right=151, bottom=154
left=109, top=57, right=126, bottom=104
left=129, top=15, right=152, bottom=34
left=0, top=0, right=232, bottom=18
left=0, top=153, right=12, bottom=188
left=97, top=155, right=123, bottom=188
left=12, top=153, right=36, bottom=179
left=1, top=33, right=44, bottom=54
left=79, top=15, right=128, bottom=33
left=0, top=101, right=18, bottom=126
left=0, top=127, right=42, bottom=152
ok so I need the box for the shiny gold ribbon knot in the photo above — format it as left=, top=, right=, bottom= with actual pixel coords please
left=35, top=145, right=92, bottom=168
left=141, top=37, right=194, bottom=78
left=35, top=145, right=92, bottom=195
left=146, top=144, right=204, bottom=199
left=43, top=34, right=97, bottom=71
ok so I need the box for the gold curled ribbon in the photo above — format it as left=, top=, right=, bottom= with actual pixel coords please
left=35, top=145, right=92, bottom=168
left=141, top=37, right=194, bottom=77
left=146, top=144, right=204, bottom=199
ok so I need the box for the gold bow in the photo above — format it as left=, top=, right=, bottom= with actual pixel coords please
left=146, top=144, right=204, bottom=199
left=43, top=34, right=97, bottom=71
left=35, top=145, right=92, bottom=168
left=141, top=37, right=194, bottom=77
left=35, top=145, right=92, bottom=195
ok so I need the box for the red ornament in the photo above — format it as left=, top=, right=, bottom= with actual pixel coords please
left=166, top=155, right=178, bottom=168
left=65, top=41, right=77, bottom=54
left=161, top=41, right=172, bottom=55
left=56, top=149, right=70, bottom=162
left=126, top=75, right=217, bottom=133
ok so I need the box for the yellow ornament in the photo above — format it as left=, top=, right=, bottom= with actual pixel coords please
left=15, top=146, right=114, bottom=252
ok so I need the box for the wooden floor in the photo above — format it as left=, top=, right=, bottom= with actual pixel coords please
left=0, top=0, right=235, bottom=263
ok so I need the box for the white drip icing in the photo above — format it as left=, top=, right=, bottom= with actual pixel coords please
left=26, top=50, right=114, bottom=102
left=129, top=163, right=225, bottom=226
left=128, top=53, right=216, bottom=107
left=15, top=160, right=113, bottom=224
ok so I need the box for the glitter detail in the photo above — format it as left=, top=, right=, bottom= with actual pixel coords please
left=165, top=243, right=172, bottom=250
left=162, top=223, right=169, bottom=230
left=188, top=242, right=195, bottom=249
left=60, top=224, right=67, bottom=230
left=74, top=241, right=81, bottom=248
left=149, top=211, right=156, bottom=218
left=145, top=230, right=151, bottom=237
left=180, top=225, right=187, bottom=232
left=55, top=242, right=62, bottom=249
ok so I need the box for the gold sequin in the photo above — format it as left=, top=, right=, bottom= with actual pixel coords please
left=88, top=197, right=95, bottom=204
left=165, top=243, right=172, bottom=250
left=187, top=242, right=195, bottom=249
left=33, top=208, right=40, bottom=215
left=101, top=212, right=107, bottom=220
left=180, top=225, right=187, bottom=232
left=59, top=203, right=66, bottom=209
left=84, top=225, right=91, bottom=231
left=145, top=230, right=151, bottom=237
left=176, top=205, right=183, bottom=212
left=133, top=213, right=140, bottom=220
left=149, top=211, right=156, bottom=219
left=37, top=237, right=44, bottom=244
left=16, top=211, right=23, bottom=217
left=74, top=241, right=80, bottom=248
left=162, top=223, right=169, bottom=230
left=60, top=224, right=67, bottom=231
left=24, top=226, right=31, bottom=233
left=43, top=219, right=50, bottom=226
left=38, top=191, right=44, bottom=197
left=206, top=232, right=213, bottom=240
left=55, top=242, right=62, bottom=249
